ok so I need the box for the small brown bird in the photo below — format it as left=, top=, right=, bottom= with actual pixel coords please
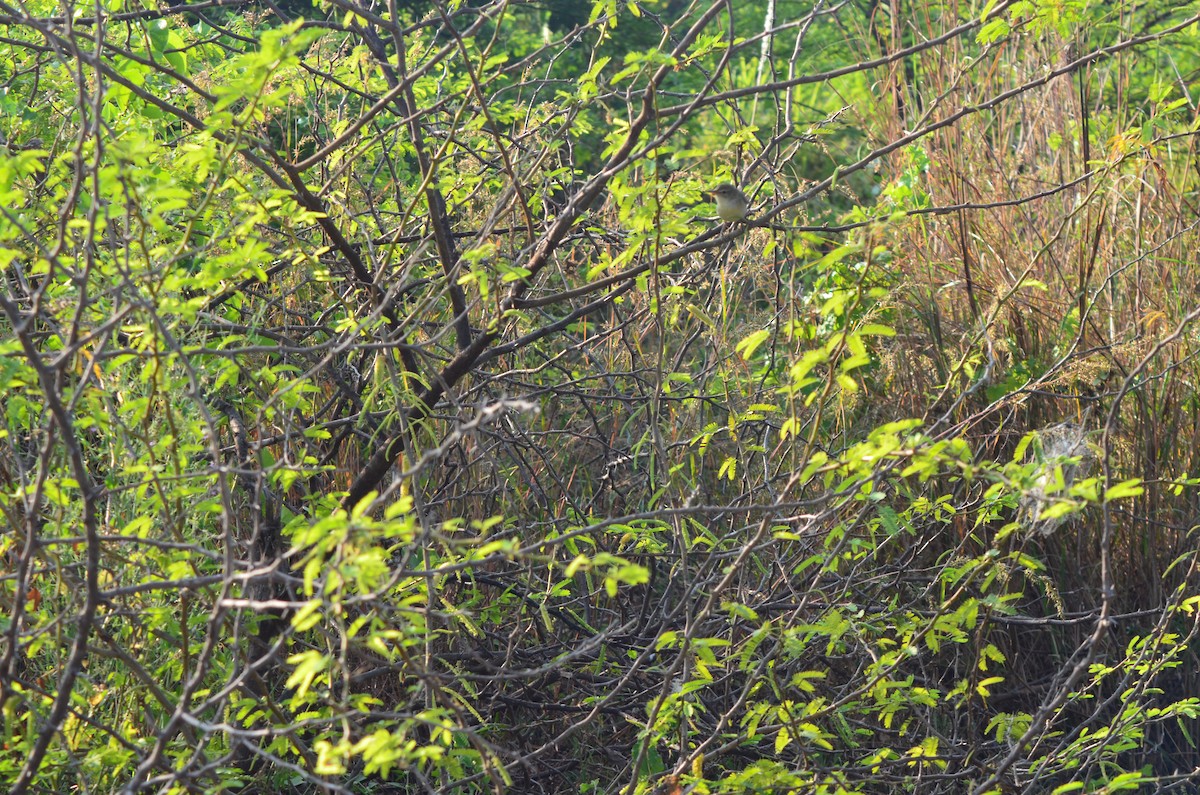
left=711, top=183, right=749, bottom=222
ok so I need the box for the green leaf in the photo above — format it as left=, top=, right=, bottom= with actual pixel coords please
left=736, top=329, right=771, bottom=360
left=1104, top=479, right=1144, bottom=501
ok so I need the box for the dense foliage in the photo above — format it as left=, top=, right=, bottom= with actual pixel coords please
left=6, top=0, right=1200, bottom=792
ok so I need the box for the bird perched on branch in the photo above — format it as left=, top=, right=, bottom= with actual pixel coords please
left=711, top=182, right=749, bottom=223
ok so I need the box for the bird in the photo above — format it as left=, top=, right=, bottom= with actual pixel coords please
left=711, top=182, right=749, bottom=222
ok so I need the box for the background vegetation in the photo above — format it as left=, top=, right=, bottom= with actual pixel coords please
left=5, top=0, right=1200, bottom=792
